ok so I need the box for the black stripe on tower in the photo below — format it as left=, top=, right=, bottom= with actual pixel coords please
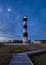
left=23, top=18, right=27, bottom=21
left=23, top=32, right=28, bottom=37
left=23, top=25, right=27, bottom=28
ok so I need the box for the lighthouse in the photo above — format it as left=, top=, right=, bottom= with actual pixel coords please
left=23, top=16, right=28, bottom=43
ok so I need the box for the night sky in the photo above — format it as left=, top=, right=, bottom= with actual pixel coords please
left=0, top=0, right=46, bottom=41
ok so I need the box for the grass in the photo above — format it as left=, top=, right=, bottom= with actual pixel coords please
left=0, top=44, right=7, bottom=47
left=0, top=43, right=46, bottom=65
left=28, top=53, right=46, bottom=65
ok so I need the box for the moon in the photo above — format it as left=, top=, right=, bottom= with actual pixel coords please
left=8, top=8, right=11, bottom=12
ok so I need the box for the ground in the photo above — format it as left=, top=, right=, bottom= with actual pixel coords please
left=0, top=43, right=46, bottom=65
left=29, top=53, right=46, bottom=65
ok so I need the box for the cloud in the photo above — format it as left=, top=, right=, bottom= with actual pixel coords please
left=0, top=5, right=22, bottom=40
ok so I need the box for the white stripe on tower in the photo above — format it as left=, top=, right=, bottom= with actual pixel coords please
left=23, top=16, right=28, bottom=43
left=23, top=29, right=27, bottom=33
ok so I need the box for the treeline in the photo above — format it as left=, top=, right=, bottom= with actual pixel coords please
left=12, top=40, right=23, bottom=43
left=6, top=40, right=31, bottom=43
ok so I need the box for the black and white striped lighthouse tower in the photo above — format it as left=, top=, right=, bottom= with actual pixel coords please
left=23, top=16, right=28, bottom=43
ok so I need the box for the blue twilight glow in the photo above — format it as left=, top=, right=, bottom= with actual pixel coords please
left=0, top=0, right=46, bottom=41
